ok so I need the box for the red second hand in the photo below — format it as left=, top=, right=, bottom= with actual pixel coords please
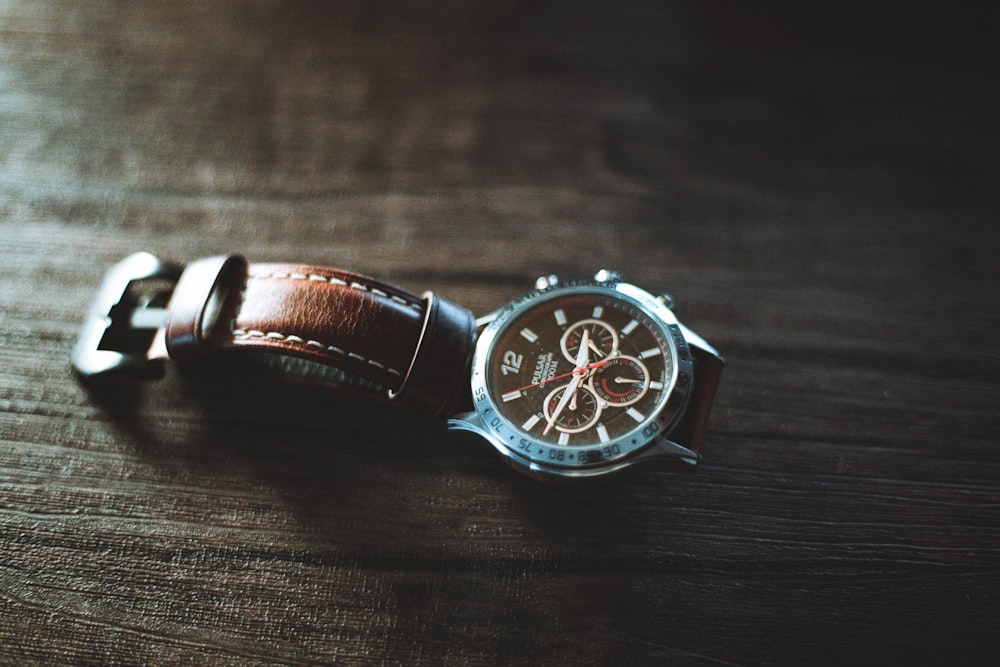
left=508, top=358, right=612, bottom=394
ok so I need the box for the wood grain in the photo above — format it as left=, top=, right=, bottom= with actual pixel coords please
left=2, top=1, right=998, bottom=664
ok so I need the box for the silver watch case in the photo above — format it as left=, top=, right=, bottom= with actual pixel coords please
left=448, top=273, right=696, bottom=480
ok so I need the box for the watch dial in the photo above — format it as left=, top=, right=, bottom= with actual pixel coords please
left=485, top=291, right=674, bottom=449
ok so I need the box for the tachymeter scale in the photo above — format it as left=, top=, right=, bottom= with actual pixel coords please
left=485, top=290, right=673, bottom=449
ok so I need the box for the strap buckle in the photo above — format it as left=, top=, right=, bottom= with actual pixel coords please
left=71, top=252, right=181, bottom=379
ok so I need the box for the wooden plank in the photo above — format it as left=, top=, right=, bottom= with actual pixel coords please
left=1, top=1, right=998, bottom=664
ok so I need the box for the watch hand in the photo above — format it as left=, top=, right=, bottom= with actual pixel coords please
left=543, top=377, right=579, bottom=435
left=509, top=358, right=612, bottom=394
left=614, top=378, right=644, bottom=385
left=575, top=328, right=591, bottom=369
left=544, top=329, right=590, bottom=435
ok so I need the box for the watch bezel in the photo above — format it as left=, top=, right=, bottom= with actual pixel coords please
left=468, top=278, right=694, bottom=478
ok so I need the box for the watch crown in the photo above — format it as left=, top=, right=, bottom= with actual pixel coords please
left=593, top=269, right=620, bottom=284
left=657, top=293, right=675, bottom=309
left=534, top=274, right=559, bottom=290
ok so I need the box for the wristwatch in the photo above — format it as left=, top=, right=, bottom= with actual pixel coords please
left=73, top=253, right=724, bottom=480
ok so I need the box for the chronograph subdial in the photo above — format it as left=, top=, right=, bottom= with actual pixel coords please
left=560, top=319, right=618, bottom=364
left=590, top=355, right=650, bottom=407
left=542, top=383, right=602, bottom=434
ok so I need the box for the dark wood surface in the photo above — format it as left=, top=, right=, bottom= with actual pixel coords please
left=2, top=2, right=998, bottom=664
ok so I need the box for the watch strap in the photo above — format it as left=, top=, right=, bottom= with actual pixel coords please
left=158, top=255, right=476, bottom=417
left=670, top=345, right=724, bottom=455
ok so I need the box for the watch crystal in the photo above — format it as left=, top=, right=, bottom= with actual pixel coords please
left=484, top=290, right=675, bottom=452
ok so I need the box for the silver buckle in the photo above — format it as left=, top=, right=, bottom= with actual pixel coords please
left=72, top=252, right=181, bottom=379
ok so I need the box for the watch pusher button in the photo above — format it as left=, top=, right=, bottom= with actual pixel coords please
left=534, top=275, right=559, bottom=290
left=657, top=293, right=675, bottom=309
left=593, top=269, right=621, bottom=284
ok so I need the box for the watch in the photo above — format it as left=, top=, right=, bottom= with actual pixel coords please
left=73, top=253, right=724, bottom=480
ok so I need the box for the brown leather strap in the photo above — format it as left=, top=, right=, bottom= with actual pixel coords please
left=670, top=346, right=724, bottom=455
left=159, top=255, right=477, bottom=417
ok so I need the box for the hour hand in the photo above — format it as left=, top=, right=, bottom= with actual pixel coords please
left=574, top=329, right=591, bottom=369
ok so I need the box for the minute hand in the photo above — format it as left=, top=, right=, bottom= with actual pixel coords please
left=543, top=329, right=590, bottom=435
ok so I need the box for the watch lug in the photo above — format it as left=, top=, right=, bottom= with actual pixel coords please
left=677, top=321, right=722, bottom=360
left=633, top=437, right=701, bottom=468
left=447, top=411, right=488, bottom=436
left=474, top=311, right=500, bottom=330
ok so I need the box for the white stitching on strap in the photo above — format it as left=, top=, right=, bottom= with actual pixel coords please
left=249, top=269, right=422, bottom=310
left=233, top=329, right=403, bottom=377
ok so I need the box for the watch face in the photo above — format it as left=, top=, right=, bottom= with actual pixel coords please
left=470, top=281, right=692, bottom=475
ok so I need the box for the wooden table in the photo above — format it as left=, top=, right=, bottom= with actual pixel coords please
left=2, top=2, right=997, bottom=664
